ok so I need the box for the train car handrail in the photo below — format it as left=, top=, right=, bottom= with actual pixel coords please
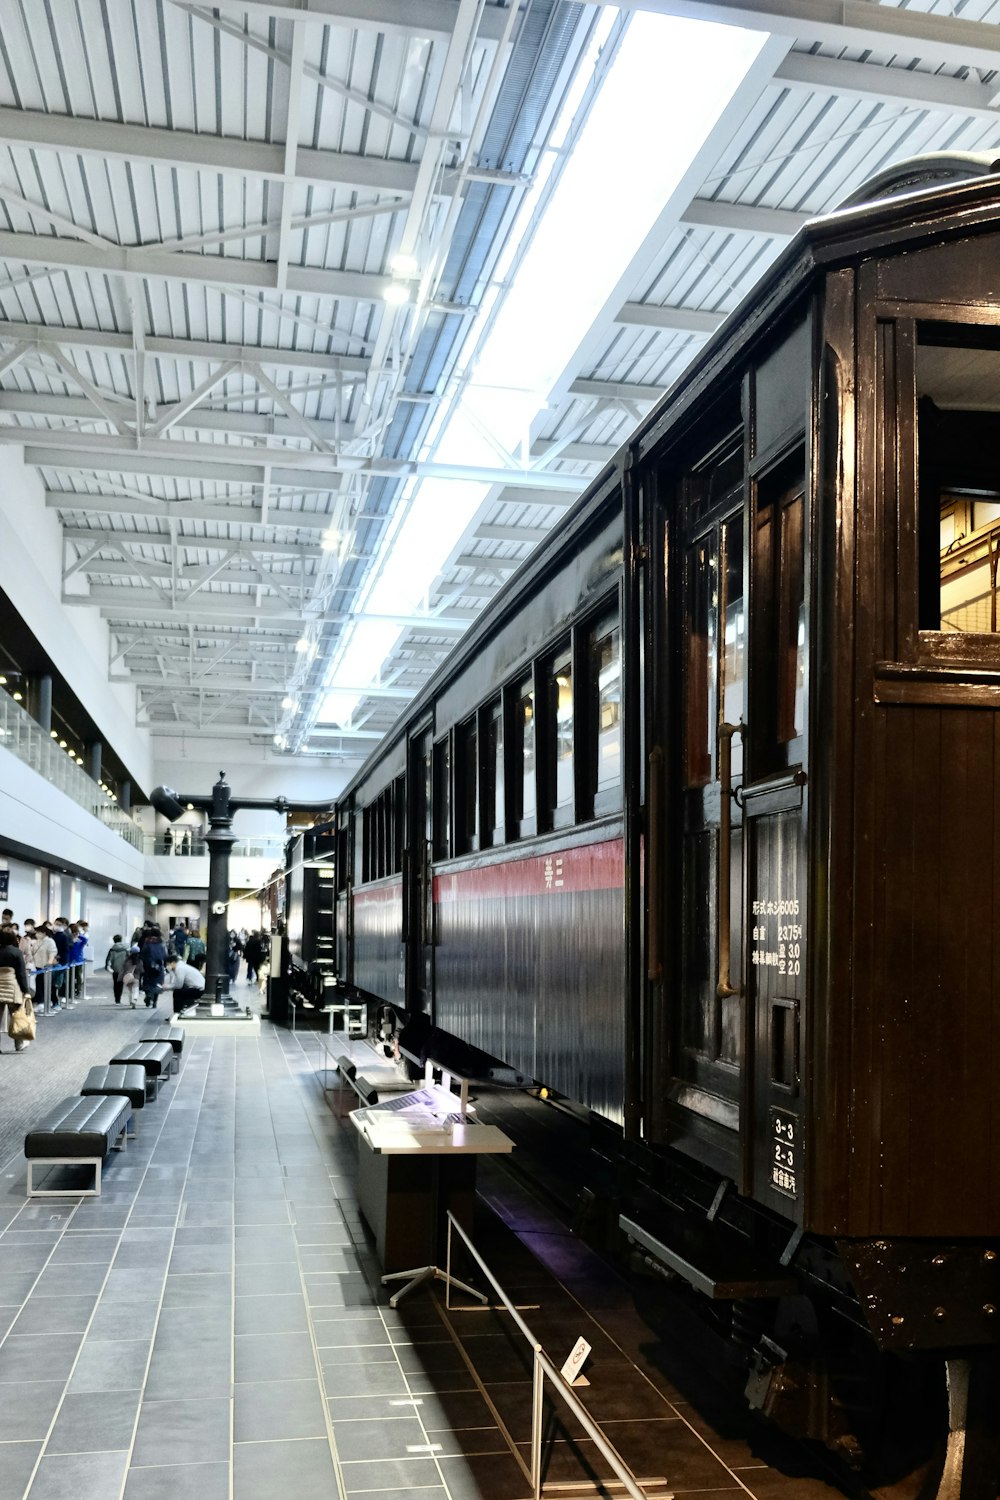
left=444, top=1210, right=670, bottom=1500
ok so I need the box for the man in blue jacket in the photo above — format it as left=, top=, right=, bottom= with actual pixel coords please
left=52, top=917, right=70, bottom=1008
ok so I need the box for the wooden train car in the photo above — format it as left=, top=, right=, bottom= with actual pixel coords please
left=319, top=158, right=1000, bottom=1491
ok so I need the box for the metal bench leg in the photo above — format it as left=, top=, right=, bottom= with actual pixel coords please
left=27, top=1157, right=102, bottom=1198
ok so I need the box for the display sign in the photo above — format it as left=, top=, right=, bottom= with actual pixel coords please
left=560, top=1337, right=591, bottom=1387
left=770, top=1108, right=799, bottom=1197
left=0, top=869, right=8, bottom=901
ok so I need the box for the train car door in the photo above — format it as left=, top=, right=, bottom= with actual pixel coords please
left=405, top=726, right=434, bottom=1015
left=670, top=439, right=746, bottom=1166
left=742, top=443, right=808, bottom=1213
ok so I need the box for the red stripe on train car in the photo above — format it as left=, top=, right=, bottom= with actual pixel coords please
left=354, top=879, right=403, bottom=907
left=434, top=838, right=623, bottom=903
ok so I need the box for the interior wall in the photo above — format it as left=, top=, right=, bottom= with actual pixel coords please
left=0, top=445, right=153, bottom=794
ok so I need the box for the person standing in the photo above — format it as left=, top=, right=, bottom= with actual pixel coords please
left=139, top=926, right=167, bottom=1009
left=31, top=923, right=57, bottom=1011
left=104, top=934, right=129, bottom=1004
left=68, top=924, right=86, bottom=1003
left=51, top=917, right=70, bottom=1005
left=0, top=923, right=32, bottom=1051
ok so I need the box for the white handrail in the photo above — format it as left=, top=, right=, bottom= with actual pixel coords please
left=445, top=1210, right=669, bottom=1500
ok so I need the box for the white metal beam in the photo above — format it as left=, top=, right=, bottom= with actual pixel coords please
left=680, top=195, right=810, bottom=238
left=63, top=526, right=323, bottom=559
left=24, top=433, right=585, bottom=492
left=188, top=0, right=512, bottom=43
left=0, top=228, right=393, bottom=303
left=0, top=106, right=427, bottom=196
left=774, top=52, right=1000, bottom=124
left=47, top=492, right=333, bottom=530
left=569, top=377, right=663, bottom=403
left=0, top=320, right=371, bottom=379
left=0, top=392, right=359, bottom=446
left=614, top=302, right=723, bottom=334
left=589, top=0, right=1000, bottom=74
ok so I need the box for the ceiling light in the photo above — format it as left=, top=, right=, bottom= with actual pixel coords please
left=294, top=637, right=310, bottom=653
left=50, top=729, right=58, bottom=739
left=390, top=252, right=418, bottom=277
left=321, top=529, right=341, bottom=551
left=186, top=802, right=194, bottom=811
left=383, top=282, right=410, bottom=306
left=0, top=675, right=6, bottom=685
left=12, top=692, right=22, bottom=701
left=281, top=696, right=297, bottom=711
left=59, top=739, right=67, bottom=748
left=273, top=733, right=287, bottom=748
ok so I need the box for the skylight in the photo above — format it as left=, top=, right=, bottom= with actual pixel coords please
left=314, top=9, right=769, bottom=738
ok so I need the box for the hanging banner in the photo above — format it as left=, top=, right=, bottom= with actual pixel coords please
left=0, top=870, right=9, bottom=901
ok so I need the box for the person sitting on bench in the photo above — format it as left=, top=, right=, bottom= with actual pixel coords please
left=163, top=953, right=205, bottom=1014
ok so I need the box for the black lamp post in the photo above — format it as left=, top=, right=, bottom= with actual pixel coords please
left=151, top=772, right=332, bottom=1009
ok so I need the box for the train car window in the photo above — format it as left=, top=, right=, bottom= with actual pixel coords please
left=916, top=323, right=1000, bottom=638
left=433, top=737, right=451, bottom=859
left=684, top=540, right=714, bottom=787
left=590, top=614, right=622, bottom=813
left=515, top=676, right=536, bottom=836
left=543, top=642, right=574, bottom=829
left=353, top=807, right=364, bottom=885
left=455, top=716, right=479, bottom=854
left=393, top=776, right=405, bottom=875
left=482, top=698, right=504, bottom=846
left=722, top=514, right=745, bottom=781
left=750, top=451, right=806, bottom=778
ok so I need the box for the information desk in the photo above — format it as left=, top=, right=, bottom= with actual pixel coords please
left=350, top=1089, right=512, bottom=1274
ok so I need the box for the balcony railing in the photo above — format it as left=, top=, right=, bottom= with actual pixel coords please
left=0, top=693, right=144, bottom=851
left=145, top=834, right=288, bottom=860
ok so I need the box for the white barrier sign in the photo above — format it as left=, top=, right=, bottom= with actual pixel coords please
left=560, top=1336, right=591, bottom=1387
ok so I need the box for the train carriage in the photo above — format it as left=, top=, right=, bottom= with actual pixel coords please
left=320, top=158, right=1000, bottom=1492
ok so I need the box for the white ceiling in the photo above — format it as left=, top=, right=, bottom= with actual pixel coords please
left=1, top=0, right=999, bottom=773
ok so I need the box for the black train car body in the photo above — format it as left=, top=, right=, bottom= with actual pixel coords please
left=332, top=162, right=1000, bottom=1462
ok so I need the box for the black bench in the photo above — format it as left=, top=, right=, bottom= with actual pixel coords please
left=140, top=1025, right=184, bottom=1073
left=80, top=1064, right=148, bottom=1137
left=108, top=1041, right=174, bottom=1097
left=25, top=1094, right=131, bottom=1197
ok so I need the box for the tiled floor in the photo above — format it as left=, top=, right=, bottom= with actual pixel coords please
left=0, top=1021, right=849, bottom=1500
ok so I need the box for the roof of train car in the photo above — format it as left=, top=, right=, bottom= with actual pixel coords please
left=332, top=160, right=1000, bottom=808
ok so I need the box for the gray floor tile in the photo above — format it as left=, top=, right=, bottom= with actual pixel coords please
left=86, top=1298, right=161, bottom=1342
left=46, top=1391, right=141, bottom=1455
left=173, top=1227, right=233, bottom=1248
left=332, top=1414, right=431, bottom=1463
left=169, top=1244, right=231, bottom=1275
left=161, top=1273, right=232, bottom=1307
left=0, top=1442, right=41, bottom=1500
left=24, top=1449, right=128, bottom=1500
left=68, top=1338, right=151, bottom=1393
left=233, top=1438, right=336, bottom=1500
left=10, top=1296, right=98, bottom=1336
left=143, top=1345, right=231, bottom=1402
left=102, top=1268, right=165, bottom=1301
left=234, top=1378, right=328, bottom=1442
left=235, top=1294, right=308, bottom=1335
left=311, top=1316, right=392, bottom=1349
left=322, top=1362, right=410, bottom=1398
left=123, top=1462, right=230, bottom=1500
left=0, top=1335, right=82, bottom=1385
left=234, top=1331, right=316, bottom=1383
left=132, top=1398, right=231, bottom=1467
left=338, top=1455, right=443, bottom=1493
left=49, top=1234, right=123, bottom=1264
